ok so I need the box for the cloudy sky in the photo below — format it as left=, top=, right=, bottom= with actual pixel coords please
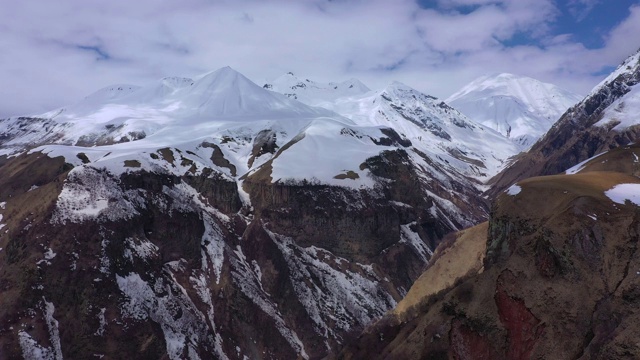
left=1, top=0, right=639, bottom=118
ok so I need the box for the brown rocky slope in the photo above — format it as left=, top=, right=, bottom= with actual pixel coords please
left=338, top=145, right=640, bottom=359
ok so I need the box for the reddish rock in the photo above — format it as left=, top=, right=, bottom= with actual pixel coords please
left=495, top=272, right=545, bottom=360
left=449, top=319, right=499, bottom=360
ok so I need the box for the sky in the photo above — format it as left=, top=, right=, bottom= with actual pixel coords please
left=1, top=0, right=639, bottom=118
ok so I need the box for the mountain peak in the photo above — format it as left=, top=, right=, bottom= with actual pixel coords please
left=380, top=82, right=439, bottom=103
left=496, top=72, right=520, bottom=78
left=265, top=73, right=370, bottom=106
left=489, top=49, right=640, bottom=196
left=180, top=67, right=333, bottom=118
left=194, top=66, right=251, bottom=86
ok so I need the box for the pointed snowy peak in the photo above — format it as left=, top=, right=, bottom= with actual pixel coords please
left=447, top=73, right=581, bottom=107
left=379, top=81, right=438, bottom=102
left=193, top=66, right=258, bottom=90
left=265, top=73, right=370, bottom=106
left=446, top=73, right=582, bottom=149
left=336, top=78, right=370, bottom=93
left=179, top=66, right=335, bottom=118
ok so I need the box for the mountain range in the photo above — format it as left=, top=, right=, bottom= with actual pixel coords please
left=0, top=65, right=519, bottom=359
left=0, top=49, right=636, bottom=359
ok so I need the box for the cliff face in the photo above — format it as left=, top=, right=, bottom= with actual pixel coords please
left=0, top=142, right=485, bottom=359
left=338, top=149, right=640, bottom=359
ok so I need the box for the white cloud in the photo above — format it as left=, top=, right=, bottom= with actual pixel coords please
left=0, top=0, right=637, bottom=118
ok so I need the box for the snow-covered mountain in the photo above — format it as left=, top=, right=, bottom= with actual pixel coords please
left=321, top=81, right=520, bottom=181
left=266, top=75, right=520, bottom=182
left=446, top=73, right=582, bottom=150
left=0, top=67, right=519, bottom=359
left=263, top=72, right=371, bottom=106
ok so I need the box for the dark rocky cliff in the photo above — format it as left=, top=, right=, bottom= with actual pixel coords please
left=0, top=145, right=488, bottom=359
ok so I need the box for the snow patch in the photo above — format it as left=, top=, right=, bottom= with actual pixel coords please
left=44, top=248, right=56, bottom=260
left=123, top=237, right=159, bottom=262
left=95, top=308, right=107, bottom=336
left=399, top=222, right=432, bottom=262
left=565, top=152, right=606, bottom=174
left=0, top=203, right=6, bottom=231
left=43, top=298, right=64, bottom=360
left=201, top=213, right=225, bottom=284
left=605, top=183, right=640, bottom=206
left=506, top=185, right=522, bottom=195
left=37, top=247, right=57, bottom=266
left=116, top=272, right=218, bottom=360
left=19, top=331, right=56, bottom=360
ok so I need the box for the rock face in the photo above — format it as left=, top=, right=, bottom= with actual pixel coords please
left=489, top=49, right=640, bottom=197
left=337, top=144, right=640, bottom=359
left=0, top=151, right=416, bottom=359
left=0, top=67, right=513, bottom=359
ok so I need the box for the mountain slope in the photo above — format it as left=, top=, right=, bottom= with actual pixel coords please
left=447, top=73, right=582, bottom=149
left=489, top=50, right=640, bottom=196
left=267, top=76, right=520, bottom=183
